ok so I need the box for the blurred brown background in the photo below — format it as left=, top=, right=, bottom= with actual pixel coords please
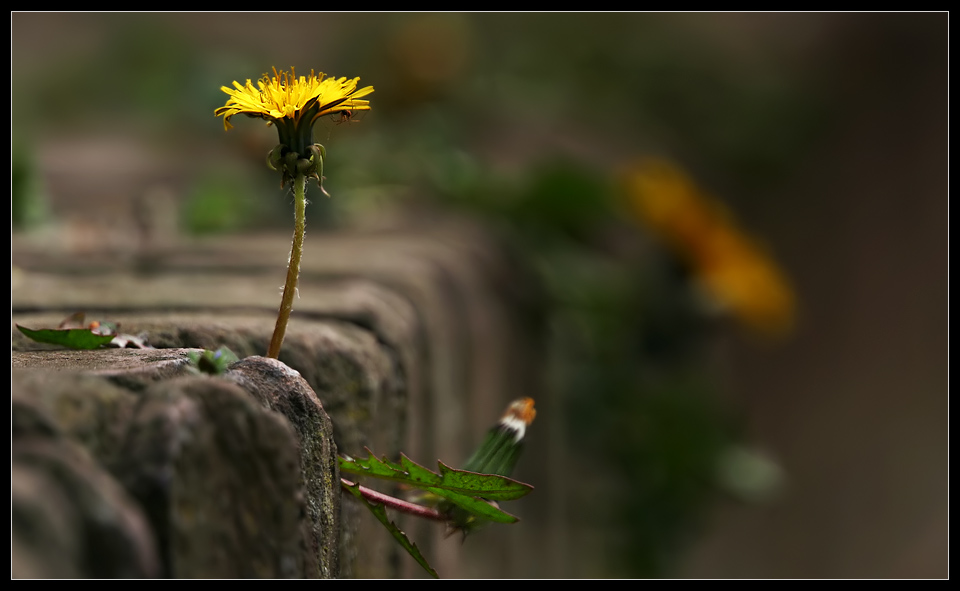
left=12, top=12, right=947, bottom=578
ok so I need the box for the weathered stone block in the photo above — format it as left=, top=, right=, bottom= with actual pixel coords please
left=11, top=349, right=340, bottom=579
left=115, top=375, right=308, bottom=578
left=13, top=384, right=159, bottom=578
left=13, top=217, right=547, bottom=578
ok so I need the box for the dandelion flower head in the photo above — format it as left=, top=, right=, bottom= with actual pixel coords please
left=215, top=67, right=374, bottom=132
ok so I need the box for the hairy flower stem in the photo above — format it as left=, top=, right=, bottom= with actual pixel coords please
left=267, top=172, right=307, bottom=359
left=341, top=478, right=447, bottom=522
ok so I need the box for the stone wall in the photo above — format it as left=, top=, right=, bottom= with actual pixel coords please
left=12, top=218, right=546, bottom=579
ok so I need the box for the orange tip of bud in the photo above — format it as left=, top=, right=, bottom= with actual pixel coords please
left=503, top=397, right=536, bottom=427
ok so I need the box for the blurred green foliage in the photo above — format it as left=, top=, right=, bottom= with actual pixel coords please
left=181, top=171, right=264, bottom=235
left=11, top=139, right=48, bottom=230
left=536, top=203, right=742, bottom=577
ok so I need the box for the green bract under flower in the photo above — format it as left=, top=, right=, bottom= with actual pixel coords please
left=215, top=67, right=373, bottom=187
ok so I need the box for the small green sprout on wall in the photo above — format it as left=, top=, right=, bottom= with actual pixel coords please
left=186, top=345, right=240, bottom=375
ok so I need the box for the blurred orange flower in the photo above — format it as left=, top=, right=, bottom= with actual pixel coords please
left=624, top=158, right=796, bottom=338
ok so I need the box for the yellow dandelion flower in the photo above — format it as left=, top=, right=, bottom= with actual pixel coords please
left=215, top=67, right=373, bottom=188
left=215, top=66, right=373, bottom=133
left=624, top=158, right=796, bottom=338
left=213, top=68, right=374, bottom=359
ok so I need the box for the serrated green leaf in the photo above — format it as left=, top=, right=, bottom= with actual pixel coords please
left=16, top=325, right=117, bottom=350
left=399, top=454, right=444, bottom=485
left=422, top=487, right=518, bottom=524
left=338, top=450, right=531, bottom=525
left=436, top=462, right=533, bottom=501
left=339, top=450, right=532, bottom=499
left=343, top=480, right=439, bottom=578
left=339, top=450, right=412, bottom=482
